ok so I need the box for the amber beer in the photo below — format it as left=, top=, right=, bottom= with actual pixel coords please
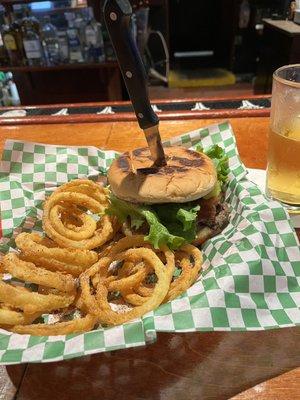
left=266, top=65, right=300, bottom=208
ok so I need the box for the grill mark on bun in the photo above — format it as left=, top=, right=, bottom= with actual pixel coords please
left=171, top=156, right=205, bottom=167
left=117, top=154, right=130, bottom=171
left=132, top=147, right=148, bottom=157
left=160, top=166, right=188, bottom=174
left=117, top=152, right=204, bottom=173
left=183, top=148, right=201, bottom=158
left=138, top=165, right=188, bottom=175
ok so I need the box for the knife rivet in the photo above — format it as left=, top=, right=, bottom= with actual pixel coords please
left=138, top=113, right=144, bottom=118
left=110, top=12, right=117, bottom=21
left=126, top=71, right=132, bottom=78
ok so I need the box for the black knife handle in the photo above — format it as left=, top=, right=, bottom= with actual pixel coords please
left=103, top=0, right=159, bottom=130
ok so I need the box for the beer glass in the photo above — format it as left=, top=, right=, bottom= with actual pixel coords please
left=266, top=64, right=300, bottom=209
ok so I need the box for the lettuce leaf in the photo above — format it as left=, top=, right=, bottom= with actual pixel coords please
left=106, top=194, right=145, bottom=229
left=152, top=203, right=200, bottom=246
left=106, top=196, right=199, bottom=250
left=176, top=206, right=200, bottom=231
left=142, top=209, right=186, bottom=250
left=152, top=203, right=200, bottom=232
left=196, top=144, right=229, bottom=186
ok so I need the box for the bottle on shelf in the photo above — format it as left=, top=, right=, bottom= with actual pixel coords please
left=2, top=13, right=25, bottom=66
left=0, top=83, right=10, bottom=106
left=74, top=12, right=86, bottom=47
left=21, top=14, right=45, bottom=66
left=66, top=19, right=84, bottom=63
left=0, top=72, right=20, bottom=106
left=23, top=6, right=40, bottom=35
left=0, top=31, right=9, bottom=66
left=84, top=7, right=105, bottom=63
left=6, top=72, right=20, bottom=106
left=41, top=16, right=60, bottom=65
left=57, top=30, right=69, bottom=63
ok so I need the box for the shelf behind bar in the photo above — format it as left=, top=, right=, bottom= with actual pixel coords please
left=0, top=61, right=118, bottom=72
left=31, top=6, right=87, bottom=15
left=0, top=0, right=73, bottom=4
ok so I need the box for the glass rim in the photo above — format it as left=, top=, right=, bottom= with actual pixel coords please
left=273, top=64, right=300, bottom=88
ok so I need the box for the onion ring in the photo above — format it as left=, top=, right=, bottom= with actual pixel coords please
left=119, top=243, right=202, bottom=305
left=11, top=314, right=97, bottom=336
left=164, top=244, right=203, bottom=302
left=0, top=281, right=74, bottom=314
left=3, top=253, right=76, bottom=293
left=0, top=308, right=41, bottom=325
left=80, top=247, right=172, bottom=325
left=16, top=232, right=98, bottom=276
left=50, top=204, right=97, bottom=241
left=54, top=179, right=108, bottom=204
left=43, top=183, right=114, bottom=249
left=107, top=265, right=149, bottom=292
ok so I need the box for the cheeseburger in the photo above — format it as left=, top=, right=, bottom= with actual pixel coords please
left=107, top=145, right=229, bottom=250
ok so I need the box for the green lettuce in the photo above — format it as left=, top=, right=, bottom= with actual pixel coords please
left=196, top=144, right=229, bottom=186
left=106, top=195, right=199, bottom=250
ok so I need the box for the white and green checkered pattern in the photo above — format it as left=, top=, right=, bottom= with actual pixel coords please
left=0, top=122, right=299, bottom=365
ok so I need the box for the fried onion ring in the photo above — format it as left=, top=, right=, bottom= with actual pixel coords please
left=80, top=247, right=172, bottom=325
left=11, top=314, right=97, bottom=336
left=54, top=179, right=108, bottom=204
left=164, top=244, right=203, bottom=302
left=3, top=253, right=76, bottom=293
left=16, top=232, right=98, bottom=276
left=50, top=204, right=97, bottom=241
left=0, top=281, right=74, bottom=314
left=118, top=243, right=202, bottom=305
left=42, top=180, right=114, bottom=249
left=0, top=308, right=41, bottom=326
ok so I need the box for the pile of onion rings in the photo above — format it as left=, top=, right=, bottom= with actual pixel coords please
left=0, top=179, right=203, bottom=335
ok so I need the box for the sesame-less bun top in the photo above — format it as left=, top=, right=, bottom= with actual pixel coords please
left=108, top=146, right=217, bottom=204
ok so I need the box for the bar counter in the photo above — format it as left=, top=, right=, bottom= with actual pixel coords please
left=0, top=97, right=299, bottom=400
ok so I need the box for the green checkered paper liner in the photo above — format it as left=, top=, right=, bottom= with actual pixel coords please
left=0, top=121, right=299, bottom=365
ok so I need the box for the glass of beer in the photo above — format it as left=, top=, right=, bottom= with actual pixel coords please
left=266, top=64, right=300, bottom=210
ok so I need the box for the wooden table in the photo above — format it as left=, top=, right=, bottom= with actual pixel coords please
left=0, top=114, right=299, bottom=400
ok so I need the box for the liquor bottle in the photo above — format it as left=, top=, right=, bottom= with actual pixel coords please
left=0, top=72, right=9, bottom=105
left=57, top=30, right=69, bottom=63
left=23, top=7, right=40, bottom=34
left=74, top=13, right=86, bottom=46
left=2, top=13, right=25, bottom=66
left=41, top=16, right=60, bottom=65
left=0, top=82, right=10, bottom=106
left=67, top=20, right=84, bottom=63
left=84, top=7, right=105, bottom=63
left=22, top=15, right=44, bottom=66
left=0, top=32, right=9, bottom=66
left=6, top=72, right=20, bottom=106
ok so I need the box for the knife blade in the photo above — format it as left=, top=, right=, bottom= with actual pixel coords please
left=103, top=0, right=167, bottom=167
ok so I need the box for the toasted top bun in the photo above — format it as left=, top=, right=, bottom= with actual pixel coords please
left=108, top=146, right=217, bottom=204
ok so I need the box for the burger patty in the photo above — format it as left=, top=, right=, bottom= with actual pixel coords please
left=196, top=195, right=230, bottom=232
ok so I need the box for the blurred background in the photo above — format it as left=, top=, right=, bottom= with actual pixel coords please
left=0, top=0, right=299, bottom=106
